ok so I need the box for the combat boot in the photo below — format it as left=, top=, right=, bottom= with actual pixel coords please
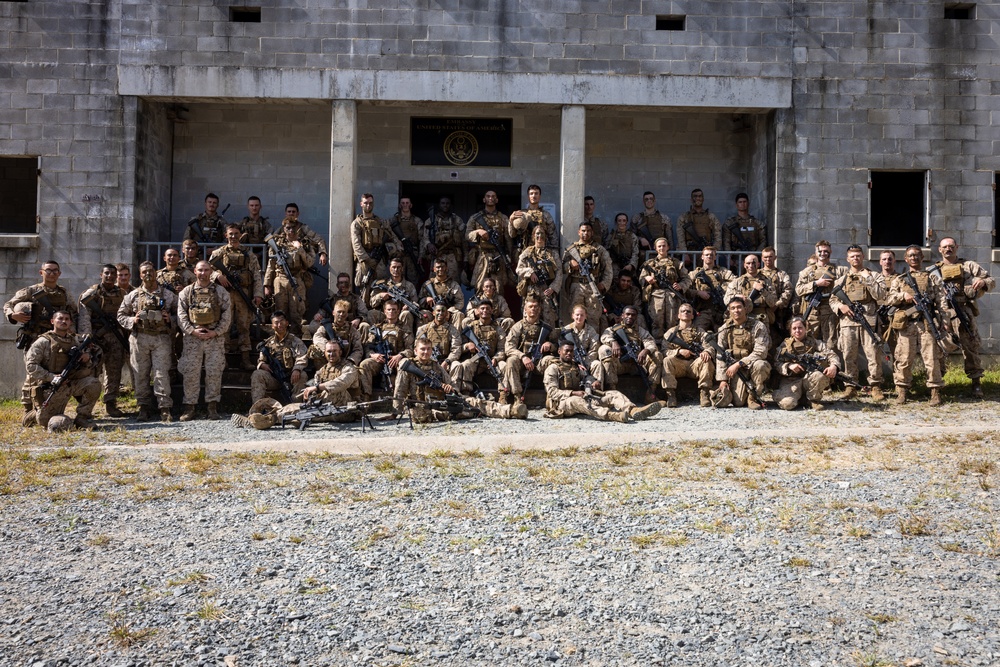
left=842, top=386, right=857, bottom=400
left=607, top=410, right=631, bottom=423
left=160, top=409, right=173, bottom=423
left=497, top=390, right=510, bottom=405
left=699, top=389, right=712, bottom=407
left=241, top=351, right=256, bottom=371
left=629, top=402, right=661, bottom=421
left=179, top=404, right=197, bottom=421
left=894, top=388, right=907, bottom=405
left=104, top=400, right=125, bottom=418
left=870, top=386, right=885, bottom=402
left=746, top=399, right=763, bottom=410
left=74, top=414, right=96, bottom=429
left=810, top=401, right=825, bottom=411
left=207, top=402, right=220, bottom=420
left=21, top=410, right=37, bottom=428
left=136, top=405, right=152, bottom=422
left=509, top=402, right=529, bottom=419
left=971, top=378, right=983, bottom=399
left=665, top=390, right=678, bottom=408
left=928, top=388, right=942, bottom=407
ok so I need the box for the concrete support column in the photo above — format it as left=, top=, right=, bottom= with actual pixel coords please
left=558, top=105, right=586, bottom=251
left=329, top=99, right=358, bottom=291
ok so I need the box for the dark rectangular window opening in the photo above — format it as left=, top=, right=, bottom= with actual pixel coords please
left=656, top=15, right=685, bottom=31
left=944, top=4, right=975, bottom=19
left=229, top=6, right=261, bottom=22
left=869, top=171, right=926, bottom=247
left=0, top=157, right=38, bottom=234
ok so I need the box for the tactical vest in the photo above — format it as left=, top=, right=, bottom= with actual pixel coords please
left=727, top=324, right=754, bottom=359
left=135, top=290, right=168, bottom=334
left=413, top=361, right=444, bottom=400
left=519, top=321, right=547, bottom=353
left=683, top=210, right=714, bottom=247
left=607, top=232, right=634, bottom=266
left=317, top=360, right=348, bottom=384
left=554, top=362, right=584, bottom=390
left=783, top=336, right=819, bottom=356
left=424, top=324, right=453, bottom=357
left=675, top=326, right=703, bottom=347
left=266, top=336, right=297, bottom=373
left=530, top=249, right=556, bottom=280
left=26, top=286, right=69, bottom=334
left=332, top=323, right=356, bottom=356
left=380, top=325, right=405, bottom=355
left=471, top=322, right=500, bottom=355
left=42, top=331, right=74, bottom=373
left=651, top=258, right=680, bottom=284
left=188, top=286, right=222, bottom=327
left=843, top=271, right=871, bottom=302
left=158, top=268, right=191, bottom=293
left=241, top=217, right=270, bottom=244
left=637, top=211, right=668, bottom=240
left=359, top=217, right=386, bottom=250
left=198, top=214, right=225, bottom=241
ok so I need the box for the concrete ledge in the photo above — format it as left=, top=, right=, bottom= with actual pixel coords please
left=0, top=234, right=39, bottom=249
left=119, top=66, right=791, bottom=110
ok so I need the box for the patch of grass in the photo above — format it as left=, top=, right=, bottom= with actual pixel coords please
left=251, top=531, right=276, bottom=541
left=88, top=533, right=111, bottom=547
left=939, top=541, right=964, bottom=553
left=866, top=612, right=898, bottom=624
left=785, top=557, right=812, bottom=567
left=980, top=525, right=1000, bottom=557
left=192, top=600, right=226, bottom=621
left=356, top=525, right=392, bottom=550
left=107, top=611, right=156, bottom=648
left=374, top=459, right=412, bottom=480
left=851, top=650, right=894, bottom=667
left=288, top=535, right=305, bottom=544
left=166, top=571, right=210, bottom=587
left=898, top=513, right=931, bottom=537
left=958, top=457, right=995, bottom=476
left=462, top=448, right=483, bottom=458
left=630, top=532, right=688, bottom=549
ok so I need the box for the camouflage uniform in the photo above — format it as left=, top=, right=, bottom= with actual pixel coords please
left=177, top=282, right=232, bottom=406
left=639, top=255, right=692, bottom=339
left=677, top=208, right=722, bottom=252
left=542, top=360, right=636, bottom=421
left=239, top=215, right=272, bottom=245
left=515, top=246, right=563, bottom=329
left=584, top=216, right=608, bottom=247
left=368, top=279, right=420, bottom=333
left=560, top=322, right=606, bottom=387
left=422, top=211, right=466, bottom=282
left=563, top=241, right=613, bottom=331
left=605, top=228, right=640, bottom=277
left=503, top=318, right=558, bottom=398
left=25, top=331, right=100, bottom=429
left=358, top=322, right=414, bottom=397
left=78, top=283, right=127, bottom=405
left=311, top=358, right=360, bottom=407
left=264, top=230, right=316, bottom=329
left=931, top=258, right=995, bottom=380
left=118, top=285, right=176, bottom=412
left=467, top=209, right=514, bottom=290
left=209, top=244, right=263, bottom=356
left=415, top=321, right=462, bottom=372
left=603, top=283, right=643, bottom=327
left=509, top=208, right=557, bottom=253
left=712, top=317, right=771, bottom=408
left=725, top=273, right=778, bottom=326
left=184, top=212, right=227, bottom=244
left=251, top=332, right=308, bottom=403
left=722, top=214, right=767, bottom=252
left=773, top=335, right=838, bottom=410
left=418, top=278, right=465, bottom=329
left=4, top=282, right=76, bottom=410
left=794, top=262, right=847, bottom=350
left=312, top=321, right=364, bottom=367
left=886, top=270, right=949, bottom=392
left=351, top=213, right=398, bottom=292
left=630, top=210, right=671, bottom=248
left=393, top=359, right=516, bottom=421
left=662, top=324, right=715, bottom=393
left=456, top=319, right=506, bottom=394
left=830, top=268, right=887, bottom=386
left=599, top=322, right=662, bottom=392
left=462, top=293, right=514, bottom=334
left=761, top=264, right=794, bottom=338
left=689, top=266, right=735, bottom=332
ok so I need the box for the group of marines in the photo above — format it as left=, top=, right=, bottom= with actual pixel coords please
left=4, top=185, right=992, bottom=431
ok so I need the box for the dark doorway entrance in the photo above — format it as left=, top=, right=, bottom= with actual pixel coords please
left=398, top=182, right=523, bottom=222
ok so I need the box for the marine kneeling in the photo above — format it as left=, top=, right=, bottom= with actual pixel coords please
left=773, top=316, right=841, bottom=411
left=544, top=340, right=660, bottom=422
left=25, top=310, right=102, bottom=430
left=391, top=337, right=527, bottom=423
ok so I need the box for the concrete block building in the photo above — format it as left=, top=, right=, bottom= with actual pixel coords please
left=1, top=0, right=998, bottom=393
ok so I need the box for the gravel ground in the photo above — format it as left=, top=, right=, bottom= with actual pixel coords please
left=2, top=396, right=999, bottom=667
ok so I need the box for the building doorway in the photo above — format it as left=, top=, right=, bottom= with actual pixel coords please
left=398, top=182, right=523, bottom=222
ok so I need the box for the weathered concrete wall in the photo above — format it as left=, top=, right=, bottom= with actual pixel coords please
left=133, top=99, right=175, bottom=245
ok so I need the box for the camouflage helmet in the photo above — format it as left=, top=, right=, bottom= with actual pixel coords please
left=47, top=414, right=74, bottom=432
left=247, top=397, right=281, bottom=430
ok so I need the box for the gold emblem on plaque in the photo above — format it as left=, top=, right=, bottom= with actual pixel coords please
left=443, top=130, right=478, bottom=166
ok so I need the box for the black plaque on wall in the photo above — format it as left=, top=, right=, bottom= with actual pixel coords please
left=410, top=117, right=512, bottom=167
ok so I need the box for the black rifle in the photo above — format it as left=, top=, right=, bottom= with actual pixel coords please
left=186, top=204, right=230, bottom=243
left=360, top=242, right=389, bottom=290
left=929, top=265, right=973, bottom=337
left=524, top=254, right=559, bottom=312
left=389, top=216, right=423, bottom=277
left=775, top=348, right=861, bottom=388
left=279, top=396, right=385, bottom=431
left=566, top=330, right=591, bottom=375
left=485, top=224, right=516, bottom=280
left=399, top=358, right=470, bottom=407
left=666, top=329, right=705, bottom=357
left=695, top=269, right=726, bottom=311
left=683, top=220, right=710, bottom=251
left=726, top=220, right=754, bottom=251
left=603, top=292, right=625, bottom=318
left=368, top=326, right=395, bottom=390
left=209, top=256, right=264, bottom=337
left=16, top=292, right=59, bottom=350
left=567, top=246, right=603, bottom=301
left=705, top=334, right=765, bottom=407
left=258, top=341, right=294, bottom=404
left=463, top=327, right=506, bottom=391
left=425, top=206, right=438, bottom=247
left=630, top=216, right=655, bottom=249
left=901, top=271, right=950, bottom=350
left=264, top=234, right=300, bottom=300
left=521, top=323, right=553, bottom=394
left=611, top=326, right=653, bottom=391
left=653, top=268, right=689, bottom=304
left=40, top=334, right=94, bottom=410
left=801, top=288, right=826, bottom=321
left=424, top=281, right=449, bottom=307
left=307, top=266, right=328, bottom=283
left=832, top=287, right=891, bottom=363
left=80, top=292, right=130, bottom=355
left=381, top=284, right=423, bottom=319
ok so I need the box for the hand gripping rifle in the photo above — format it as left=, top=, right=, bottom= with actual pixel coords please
left=928, top=265, right=973, bottom=337
left=775, top=348, right=861, bottom=388
left=40, top=334, right=94, bottom=410
left=726, top=220, right=754, bottom=252
left=695, top=270, right=726, bottom=311
left=424, top=280, right=449, bottom=307
left=832, top=287, right=891, bottom=363
left=258, top=342, right=294, bottom=404
left=264, top=234, right=300, bottom=300
left=524, top=254, right=559, bottom=313
left=360, top=242, right=389, bottom=291
left=369, top=326, right=395, bottom=390
left=901, top=271, right=950, bottom=350
left=630, top=216, right=655, bottom=249
left=611, top=326, right=653, bottom=392
left=389, top=217, right=423, bottom=275
left=666, top=329, right=705, bottom=357
left=653, top=268, right=689, bottom=304
left=567, top=245, right=603, bottom=301
left=398, top=358, right=476, bottom=417
left=462, top=327, right=506, bottom=391
left=683, top=220, right=710, bottom=251
left=485, top=224, right=517, bottom=281
left=80, top=293, right=130, bottom=355
left=801, top=288, right=826, bottom=322
left=209, top=256, right=264, bottom=335
left=705, top=333, right=765, bottom=407
left=384, top=284, right=423, bottom=319
left=521, top=322, right=552, bottom=394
